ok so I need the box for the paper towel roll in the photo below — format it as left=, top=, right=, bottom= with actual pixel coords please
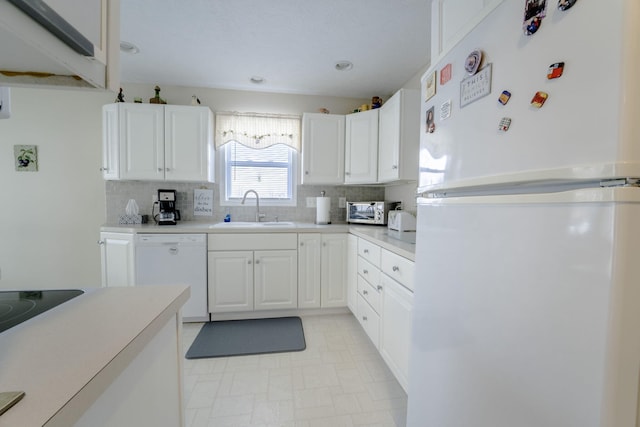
left=316, top=197, right=331, bottom=224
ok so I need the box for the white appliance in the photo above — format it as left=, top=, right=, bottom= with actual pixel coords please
left=387, top=211, right=416, bottom=232
left=408, top=1, right=640, bottom=427
left=135, top=234, right=208, bottom=322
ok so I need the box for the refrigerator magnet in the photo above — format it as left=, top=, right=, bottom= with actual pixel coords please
left=558, top=0, right=577, bottom=11
left=523, top=0, right=548, bottom=36
left=498, top=90, right=512, bottom=105
left=440, top=99, right=452, bottom=121
left=426, top=106, right=436, bottom=133
left=531, top=91, right=549, bottom=108
left=464, top=49, right=482, bottom=75
left=498, top=117, right=512, bottom=132
left=440, top=63, right=452, bottom=85
left=547, top=62, right=565, bottom=79
left=424, top=70, right=436, bottom=102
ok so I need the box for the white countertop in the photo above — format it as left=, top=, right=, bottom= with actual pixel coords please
left=0, top=285, right=189, bottom=427
left=101, top=222, right=416, bottom=259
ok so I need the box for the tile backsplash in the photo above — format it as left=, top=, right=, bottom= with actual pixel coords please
left=105, top=181, right=385, bottom=225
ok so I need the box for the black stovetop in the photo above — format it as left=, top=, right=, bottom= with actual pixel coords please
left=0, top=290, right=84, bottom=334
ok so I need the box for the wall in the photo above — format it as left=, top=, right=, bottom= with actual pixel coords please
left=0, top=87, right=112, bottom=289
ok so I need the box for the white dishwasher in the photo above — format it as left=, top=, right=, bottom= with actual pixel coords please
left=135, top=234, right=209, bottom=322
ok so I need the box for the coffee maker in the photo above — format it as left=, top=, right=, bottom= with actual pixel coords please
left=157, top=189, right=180, bottom=225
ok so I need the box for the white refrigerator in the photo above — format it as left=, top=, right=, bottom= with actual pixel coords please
left=407, top=1, right=640, bottom=426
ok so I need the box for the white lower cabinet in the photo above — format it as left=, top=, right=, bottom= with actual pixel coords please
left=298, top=233, right=348, bottom=308
left=207, top=233, right=298, bottom=314
left=353, top=235, right=415, bottom=391
left=254, top=250, right=298, bottom=310
left=99, top=232, right=135, bottom=287
left=208, top=251, right=254, bottom=312
left=379, top=273, right=414, bottom=392
left=347, top=234, right=358, bottom=314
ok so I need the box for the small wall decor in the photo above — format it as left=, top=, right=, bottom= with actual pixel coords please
left=460, top=63, right=493, bottom=108
left=194, top=188, right=214, bottom=216
left=14, top=145, right=38, bottom=172
left=424, top=71, right=437, bottom=102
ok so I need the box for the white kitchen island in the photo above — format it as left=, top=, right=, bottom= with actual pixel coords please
left=0, top=285, right=189, bottom=427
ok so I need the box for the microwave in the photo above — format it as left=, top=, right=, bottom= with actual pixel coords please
left=347, top=201, right=400, bottom=225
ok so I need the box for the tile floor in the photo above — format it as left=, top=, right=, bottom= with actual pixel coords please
left=182, top=313, right=408, bottom=427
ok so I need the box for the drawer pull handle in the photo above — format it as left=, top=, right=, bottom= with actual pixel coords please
left=255, top=260, right=260, bottom=264
left=363, top=290, right=368, bottom=295
left=392, top=266, right=400, bottom=272
left=248, top=260, right=252, bottom=264
left=362, top=316, right=367, bottom=321
left=363, top=269, right=368, bottom=274
left=364, top=249, right=369, bottom=254
left=377, top=285, right=383, bottom=291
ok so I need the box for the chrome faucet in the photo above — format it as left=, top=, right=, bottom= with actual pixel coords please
left=241, top=189, right=264, bottom=222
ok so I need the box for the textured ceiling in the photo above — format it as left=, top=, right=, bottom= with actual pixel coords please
left=119, top=0, right=431, bottom=98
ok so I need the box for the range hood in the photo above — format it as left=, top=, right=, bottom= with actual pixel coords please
left=0, top=0, right=119, bottom=91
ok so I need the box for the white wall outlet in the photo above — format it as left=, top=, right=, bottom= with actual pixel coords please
left=306, top=197, right=317, bottom=208
left=338, top=197, right=346, bottom=208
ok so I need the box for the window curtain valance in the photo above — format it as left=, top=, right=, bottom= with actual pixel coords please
left=215, top=112, right=301, bottom=151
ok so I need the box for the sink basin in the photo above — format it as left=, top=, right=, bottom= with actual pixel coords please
left=210, top=221, right=295, bottom=228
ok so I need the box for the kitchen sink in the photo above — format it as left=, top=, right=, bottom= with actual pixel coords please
left=210, top=221, right=295, bottom=228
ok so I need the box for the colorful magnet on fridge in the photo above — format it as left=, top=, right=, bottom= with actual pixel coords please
left=547, top=62, right=565, bottom=79
left=523, top=0, right=548, bottom=35
left=531, top=91, right=548, bottom=108
left=464, top=49, right=483, bottom=75
left=558, top=0, right=577, bottom=11
left=498, top=90, right=512, bottom=105
left=426, top=106, right=435, bottom=133
left=499, top=117, right=512, bottom=132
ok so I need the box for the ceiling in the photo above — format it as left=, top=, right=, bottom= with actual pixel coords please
left=119, top=0, right=431, bottom=99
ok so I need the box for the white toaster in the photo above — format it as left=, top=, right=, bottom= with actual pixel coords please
left=387, top=211, right=416, bottom=232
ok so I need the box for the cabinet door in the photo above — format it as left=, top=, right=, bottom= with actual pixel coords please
left=100, top=232, right=134, bottom=287
left=320, top=233, right=348, bottom=307
left=164, top=105, right=214, bottom=182
left=208, top=251, right=254, bottom=313
left=379, top=274, right=414, bottom=392
left=254, top=250, right=298, bottom=310
left=301, top=113, right=345, bottom=184
left=101, top=104, right=120, bottom=180
left=378, top=91, right=401, bottom=182
left=378, top=89, right=420, bottom=183
left=119, top=104, right=164, bottom=180
left=345, top=109, right=379, bottom=184
left=298, top=234, right=322, bottom=308
left=347, top=234, right=358, bottom=315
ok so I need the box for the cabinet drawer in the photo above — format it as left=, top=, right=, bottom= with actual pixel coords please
left=357, top=275, right=381, bottom=314
left=358, top=238, right=381, bottom=265
left=357, top=256, right=380, bottom=287
left=208, top=233, right=297, bottom=251
left=357, top=294, right=380, bottom=348
left=381, top=249, right=415, bottom=291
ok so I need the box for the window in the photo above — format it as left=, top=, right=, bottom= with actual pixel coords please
left=216, top=112, right=300, bottom=206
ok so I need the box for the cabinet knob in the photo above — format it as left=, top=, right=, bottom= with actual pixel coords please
left=166, top=167, right=170, bottom=172
left=362, top=316, right=367, bottom=321
left=97, top=240, right=105, bottom=245
left=364, top=249, right=369, bottom=254
left=300, top=242, right=304, bottom=247
left=305, top=171, right=309, bottom=175
left=392, top=165, right=398, bottom=170
left=248, top=260, right=252, bottom=264
left=345, top=172, right=351, bottom=176
left=363, top=289, right=368, bottom=295
left=100, top=167, right=109, bottom=172
left=322, top=242, right=326, bottom=247
left=158, top=168, right=163, bottom=172
left=377, top=285, right=383, bottom=291
left=363, top=269, right=368, bottom=274
left=392, top=266, right=400, bottom=272
left=255, top=260, right=260, bottom=264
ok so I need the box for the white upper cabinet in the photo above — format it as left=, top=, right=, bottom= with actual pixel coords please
left=345, top=109, right=379, bottom=184
left=301, top=113, right=345, bottom=184
left=377, top=89, right=420, bottom=183
left=431, top=0, right=505, bottom=64
left=102, top=103, right=214, bottom=182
